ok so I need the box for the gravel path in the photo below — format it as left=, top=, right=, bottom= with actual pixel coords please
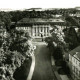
left=32, top=43, right=54, bottom=80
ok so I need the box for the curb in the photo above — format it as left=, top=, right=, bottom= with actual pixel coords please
left=51, top=52, right=62, bottom=80
left=27, top=53, right=35, bottom=80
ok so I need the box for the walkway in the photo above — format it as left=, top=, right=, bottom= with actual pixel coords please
left=27, top=53, right=35, bottom=80
left=32, top=42, right=54, bottom=80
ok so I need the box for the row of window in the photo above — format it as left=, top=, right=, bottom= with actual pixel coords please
left=73, top=74, right=80, bottom=80
left=16, top=27, right=30, bottom=30
left=69, top=55, right=80, bottom=67
left=73, top=57, right=80, bottom=67
left=16, top=27, right=49, bottom=32
left=72, top=66, right=80, bottom=77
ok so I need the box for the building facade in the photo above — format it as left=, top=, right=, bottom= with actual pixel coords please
left=16, top=18, right=66, bottom=40
left=69, top=46, right=80, bottom=80
left=16, top=24, right=50, bottom=38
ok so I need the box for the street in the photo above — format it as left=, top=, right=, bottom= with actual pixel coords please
left=32, top=42, right=54, bottom=80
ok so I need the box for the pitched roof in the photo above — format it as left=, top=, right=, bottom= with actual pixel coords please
left=69, top=46, right=80, bottom=59
left=18, top=18, right=65, bottom=23
left=76, top=52, right=80, bottom=59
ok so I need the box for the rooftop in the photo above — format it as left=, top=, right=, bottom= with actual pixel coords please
left=18, top=18, right=65, bottom=23
left=74, top=52, right=80, bottom=59
left=69, top=46, right=80, bottom=59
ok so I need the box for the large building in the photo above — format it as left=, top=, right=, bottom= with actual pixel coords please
left=16, top=18, right=66, bottom=40
left=69, top=46, right=80, bottom=80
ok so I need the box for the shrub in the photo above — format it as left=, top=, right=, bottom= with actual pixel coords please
left=45, top=37, right=54, bottom=51
left=53, top=47, right=63, bottom=60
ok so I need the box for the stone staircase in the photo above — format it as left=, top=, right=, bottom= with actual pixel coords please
left=32, top=38, right=44, bottom=42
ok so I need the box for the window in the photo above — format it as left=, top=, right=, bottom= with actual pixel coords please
left=72, top=66, right=75, bottom=72
left=44, top=27, right=46, bottom=36
left=74, top=67, right=76, bottom=73
left=78, top=71, right=79, bottom=76
left=76, top=68, right=78, bottom=75
left=73, top=74, right=75, bottom=79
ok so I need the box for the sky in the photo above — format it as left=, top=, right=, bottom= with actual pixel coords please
left=0, top=0, right=80, bottom=11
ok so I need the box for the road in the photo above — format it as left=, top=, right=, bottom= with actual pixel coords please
left=32, top=42, right=54, bottom=80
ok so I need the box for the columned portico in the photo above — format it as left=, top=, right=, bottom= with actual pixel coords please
left=32, top=24, right=50, bottom=38
left=16, top=24, right=51, bottom=39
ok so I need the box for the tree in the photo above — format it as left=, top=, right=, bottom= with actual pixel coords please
left=45, top=37, right=54, bottom=52
left=0, top=28, right=33, bottom=80
left=51, top=26, right=66, bottom=47
left=10, top=11, right=23, bottom=23
left=77, top=28, right=80, bottom=42
left=53, top=46, right=63, bottom=60
left=61, top=60, right=70, bottom=74
left=0, top=12, right=12, bottom=31
left=64, top=27, right=79, bottom=50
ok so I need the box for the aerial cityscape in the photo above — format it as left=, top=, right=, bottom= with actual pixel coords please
left=0, top=6, right=80, bottom=80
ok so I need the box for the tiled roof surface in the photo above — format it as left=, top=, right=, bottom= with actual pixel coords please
left=69, top=46, right=80, bottom=59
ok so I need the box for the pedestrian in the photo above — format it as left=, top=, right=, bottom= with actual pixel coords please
left=41, top=34, right=43, bottom=41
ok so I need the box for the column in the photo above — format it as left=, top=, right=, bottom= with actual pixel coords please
left=30, top=27, right=31, bottom=36
left=31, top=27, right=33, bottom=36
left=37, top=27, right=39, bottom=37
left=38, top=26, right=39, bottom=37
left=33, top=27, right=35, bottom=37
left=35, top=26, right=37, bottom=37
left=44, top=27, right=45, bottom=36
left=46, top=27, right=47, bottom=36
left=42, top=26, right=44, bottom=37
left=39, top=27, right=41, bottom=37
left=36, top=26, right=38, bottom=37
left=34, top=26, right=36, bottom=37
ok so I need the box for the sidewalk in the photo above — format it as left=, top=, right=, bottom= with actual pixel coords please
left=60, top=75, right=70, bottom=80
left=27, top=53, right=35, bottom=80
left=51, top=53, right=62, bottom=80
left=51, top=53, right=71, bottom=80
